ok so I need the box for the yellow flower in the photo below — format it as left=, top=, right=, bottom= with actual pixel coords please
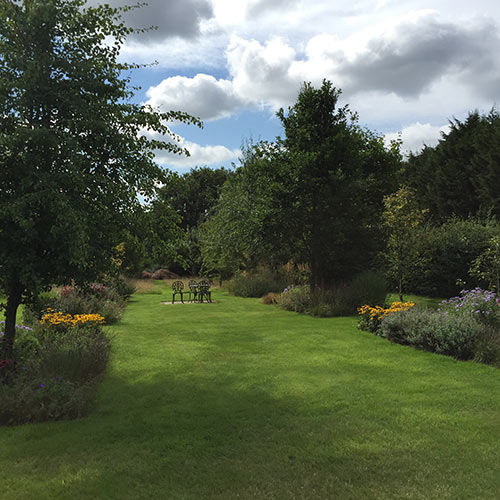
left=41, top=311, right=105, bottom=327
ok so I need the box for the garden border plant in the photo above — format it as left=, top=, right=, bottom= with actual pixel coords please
left=0, top=278, right=134, bottom=426
left=357, top=288, right=500, bottom=367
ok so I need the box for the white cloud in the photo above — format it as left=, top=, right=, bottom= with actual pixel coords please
left=385, top=122, right=451, bottom=154
left=155, top=138, right=240, bottom=169
left=227, top=36, right=301, bottom=109
left=146, top=74, right=244, bottom=121
left=144, top=12, right=500, bottom=124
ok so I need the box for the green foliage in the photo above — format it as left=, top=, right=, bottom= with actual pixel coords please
left=275, top=81, right=401, bottom=286
left=33, top=324, right=111, bottom=383
left=474, top=325, right=500, bottom=366
left=381, top=185, right=427, bottom=300
left=438, top=288, right=500, bottom=328
left=56, top=286, right=125, bottom=325
left=199, top=168, right=266, bottom=279
left=157, top=167, right=231, bottom=230
left=22, top=283, right=128, bottom=327
left=0, top=377, right=90, bottom=426
left=279, top=271, right=388, bottom=317
left=102, top=276, right=136, bottom=300
left=227, top=268, right=286, bottom=298
left=349, top=271, right=389, bottom=308
left=137, top=167, right=231, bottom=276
left=0, top=0, right=200, bottom=355
left=379, top=309, right=482, bottom=360
left=408, top=217, right=500, bottom=297
left=22, top=291, right=57, bottom=325
left=1, top=322, right=110, bottom=425
left=469, top=236, right=500, bottom=291
left=200, top=81, right=401, bottom=286
left=278, top=285, right=311, bottom=314
left=376, top=288, right=500, bottom=365
left=11, top=328, right=40, bottom=365
left=406, top=109, right=500, bottom=221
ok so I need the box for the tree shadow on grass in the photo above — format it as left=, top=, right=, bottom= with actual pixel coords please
left=3, top=361, right=500, bottom=500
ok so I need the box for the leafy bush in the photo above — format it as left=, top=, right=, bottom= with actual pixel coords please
left=278, top=285, right=311, bottom=313
left=228, top=268, right=286, bottom=298
left=103, top=275, right=136, bottom=299
left=51, top=285, right=125, bottom=324
left=33, top=324, right=111, bottom=383
left=474, top=325, right=500, bottom=366
left=358, top=302, right=416, bottom=333
left=379, top=309, right=483, bottom=360
left=0, top=377, right=91, bottom=426
left=0, top=322, right=111, bottom=426
left=438, top=288, right=500, bottom=327
left=350, top=271, right=388, bottom=308
left=1, top=322, right=40, bottom=363
left=407, top=218, right=500, bottom=297
left=22, top=291, right=57, bottom=325
left=278, top=271, right=388, bottom=317
left=307, top=286, right=354, bottom=317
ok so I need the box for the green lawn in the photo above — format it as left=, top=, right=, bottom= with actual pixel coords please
left=2, top=285, right=500, bottom=499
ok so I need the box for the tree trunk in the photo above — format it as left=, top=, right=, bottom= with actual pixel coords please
left=399, top=275, right=404, bottom=303
left=2, top=286, right=23, bottom=359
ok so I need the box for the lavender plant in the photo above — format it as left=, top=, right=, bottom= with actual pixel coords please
left=438, top=288, right=500, bottom=327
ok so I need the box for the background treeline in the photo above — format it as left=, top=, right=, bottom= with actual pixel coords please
left=120, top=81, right=500, bottom=299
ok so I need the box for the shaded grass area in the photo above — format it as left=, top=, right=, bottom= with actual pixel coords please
left=2, top=285, right=500, bottom=499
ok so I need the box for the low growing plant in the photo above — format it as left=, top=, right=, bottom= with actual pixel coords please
left=358, top=302, right=416, bottom=333
left=1, top=319, right=111, bottom=426
left=379, top=309, right=483, bottom=360
left=278, top=285, right=311, bottom=313
left=438, top=288, right=500, bottom=327
left=228, top=268, right=286, bottom=298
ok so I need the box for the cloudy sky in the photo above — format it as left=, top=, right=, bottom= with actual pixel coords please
left=95, top=0, right=500, bottom=171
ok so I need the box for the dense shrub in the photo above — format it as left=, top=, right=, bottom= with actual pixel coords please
left=349, top=271, right=389, bottom=308
left=0, top=377, right=91, bottom=425
left=0, top=321, right=111, bottom=426
left=359, top=287, right=500, bottom=366
left=23, top=283, right=127, bottom=326
left=438, top=288, right=500, bottom=327
left=228, top=268, right=286, bottom=298
left=358, top=302, right=416, bottom=332
left=278, top=285, right=311, bottom=313
left=22, top=291, right=57, bottom=325
left=474, top=325, right=500, bottom=366
left=379, top=309, right=482, bottom=360
left=406, top=218, right=500, bottom=297
left=278, top=271, right=388, bottom=317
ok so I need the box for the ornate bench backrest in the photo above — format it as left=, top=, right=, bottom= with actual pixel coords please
left=172, top=280, right=184, bottom=292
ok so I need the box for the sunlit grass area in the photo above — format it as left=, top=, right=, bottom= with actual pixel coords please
left=2, top=283, right=500, bottom=499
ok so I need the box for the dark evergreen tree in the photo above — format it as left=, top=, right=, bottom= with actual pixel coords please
left=406, top=109, right=500, bottom=221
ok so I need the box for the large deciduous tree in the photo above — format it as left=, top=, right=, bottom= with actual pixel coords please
left=201, top=81, right=401, bottom=287
left=275, top=80, right=402, bottom=287
left=0, top=0, right=200, bottom=356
